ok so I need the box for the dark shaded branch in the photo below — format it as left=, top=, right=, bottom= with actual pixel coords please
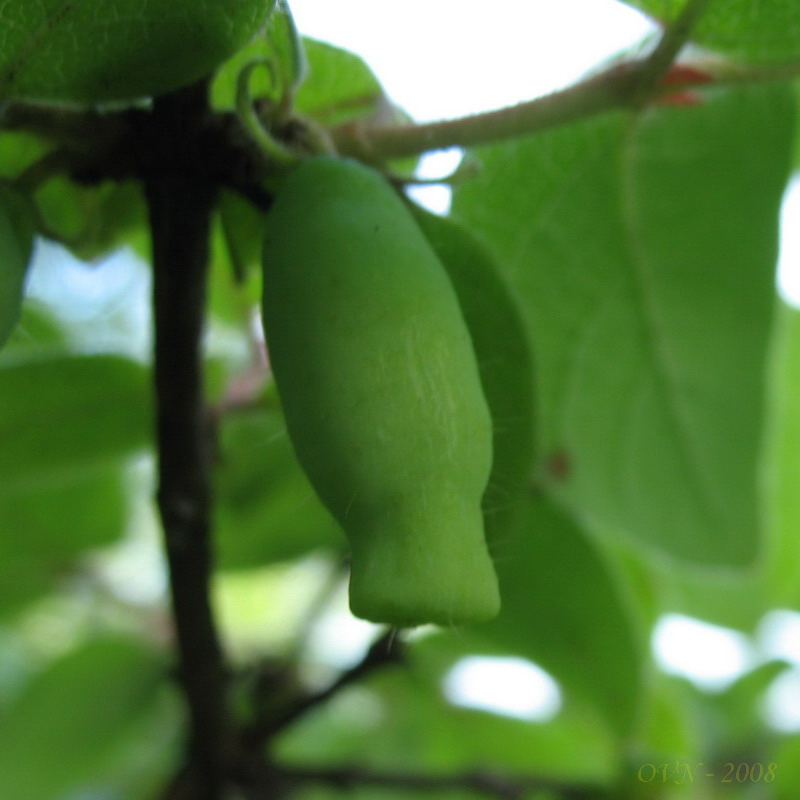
left=269, top=763, right=604, bottom=800
left=243, top=628, right=405, bottom=746
left=145, top=82, right=228, bottom=800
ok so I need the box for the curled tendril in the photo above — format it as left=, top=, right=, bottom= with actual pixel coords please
left=235, top=59, right=298, bottom=167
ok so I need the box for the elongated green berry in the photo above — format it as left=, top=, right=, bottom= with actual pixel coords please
left=261, top=157, right=499, bottom=626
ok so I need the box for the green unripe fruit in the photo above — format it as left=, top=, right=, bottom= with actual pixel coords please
left=0, top=0, right=275, bottom=103
left=261, top=157, right=500, bottom=627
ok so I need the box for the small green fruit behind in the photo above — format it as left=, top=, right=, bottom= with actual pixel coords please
left=0, top=0, right=275, bottom=103
left=0, top=185, right=35, bottom=350
left=262, top=156, right=499, bottom=627
left=410, top=207, right=537, bottom=553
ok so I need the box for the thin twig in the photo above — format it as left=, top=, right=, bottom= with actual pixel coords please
left=146, top=81, right=229, bottom=800
left=242, top=628, right=404, bottom=746
left=631, top=0, right=715, bottom=93
left=331, top=62, right=643, bottom=160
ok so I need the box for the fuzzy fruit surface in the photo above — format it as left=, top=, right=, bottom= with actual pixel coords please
left=0, top=0, right=275, bottom=103
left=0, top=186, right=34, bottom=349
left=262, top=157, right=500, bottom=626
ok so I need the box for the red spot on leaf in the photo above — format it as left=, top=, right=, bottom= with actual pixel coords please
left=659, top=64, right=714, bottom=88
left=547, top=449, right=571, bottom=482
left=655, top=90, right=706, bottom=107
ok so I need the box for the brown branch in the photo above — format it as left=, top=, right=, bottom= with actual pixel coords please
left=145, top=81, right=229, bottom=800
left=242, top=628, right=405, bottom=747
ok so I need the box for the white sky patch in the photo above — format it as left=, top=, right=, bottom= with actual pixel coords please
left=763, top=669, right=800, bottom=733
left=777, top=177, right=800, bottom=308
left=652, top=614, right=755, bottom=691
left=305, top=580, right=383, bottom=669
left=406, top=148, right=464, bottom=214
left=758, top=609, right=800, bottom=666
left=289, top=0, right=654, bottom=121
left=443, top=656, right=561, bottom=721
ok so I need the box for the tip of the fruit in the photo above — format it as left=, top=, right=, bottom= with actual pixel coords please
left=348, top=567, right=501, bottom=628
left=345, top=499, right=501, bottom=627
left=349, top=593, right=501, bottom=629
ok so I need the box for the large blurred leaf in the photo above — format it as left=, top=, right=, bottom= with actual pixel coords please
left=215, top=402, right=343, bottom=570
left=207, top=190, right=266, bottom=329
left=0, top=0, right=276, bottom=103
left=470, top=493, right=643, bottom=738
left=630, top=674, right=703, bottom=771
left=0, top=353, right=151, bottom=488
left=764, top=303, right=800, bottom=608
left=651, top=560, right=765, bottom=633
left=410, top=207, right=536, bottom=550
left=0, top=637, right=164, bottom=800
left=453, top=84, right=794, bottom=566
left=702, top=660, right=789, bottom=754
left=295, top=38, right=393, bottom=128
left=613, top=535, right=767, bottom=632
left=623, top=0, right=800, bottom=63
left=0, top=184, right=35, bottom=349
left=0, top=462, right=127, bottom=618
left=773, top=733, right=800, bottom=799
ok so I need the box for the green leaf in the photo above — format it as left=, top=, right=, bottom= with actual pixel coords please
left=35, top=178, right=148, bottom=262
left=0, top=353, right=151, bottom=488
left=773, top=734, right=800, bottom=798
left=471, top=493, right=643, bottom=738
left=214, top=189, right=268, bottom=295
left=623, top=0, right=800, bottom=63
left=1, top=300, right=66, bottom=356
left=614, top=535, right=768, bottom=633
left=705, top=660, right=789, bottom=752
left=764, top=303, right=800, bottom=608
left=0, top=637, right=163, bottom=800
left=294, top=38, right=389, bottom=127
left=410, top=207, right=536, bottom=549
left=654, top=562, right=766, bottom=633
left=0, top=463, right=127, bottom=618
left=631, top=674, right=703, bottom=768
left=452, top=84, right=795, bottom=566
left=215, top=402, right=343, bottom=570
left=0, top=184, right=34, bottom=350
left=0, top=0, right=277, bottom=103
